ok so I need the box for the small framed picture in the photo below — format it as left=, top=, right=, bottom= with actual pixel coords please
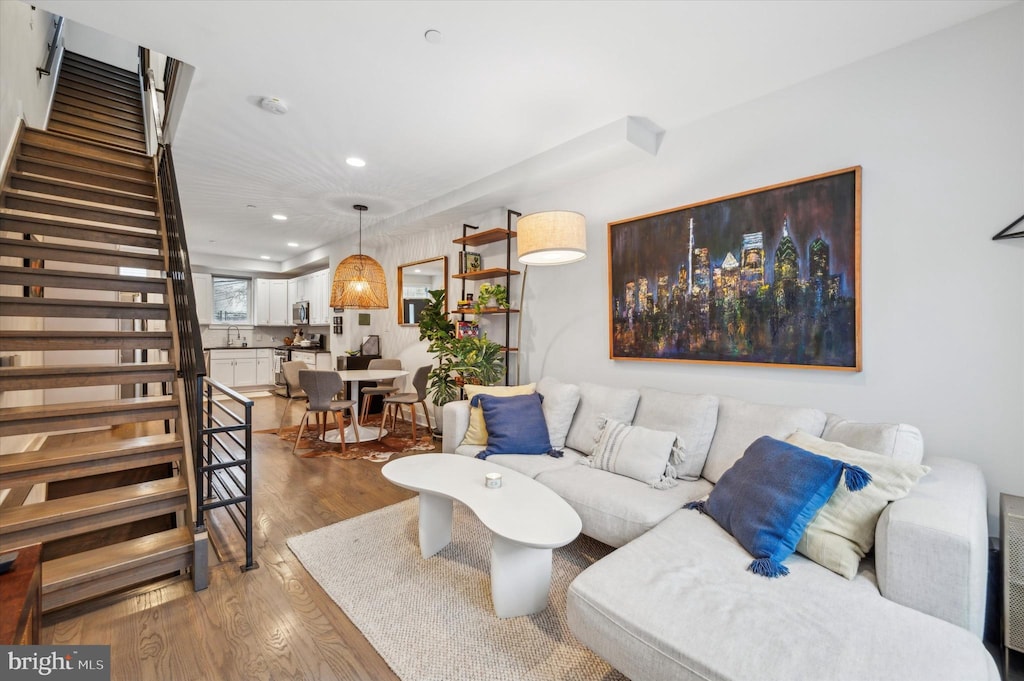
left=461, top=252, right=482, bottom=274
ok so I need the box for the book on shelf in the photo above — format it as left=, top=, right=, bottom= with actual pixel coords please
left=456, top=321, right=480, bottom=339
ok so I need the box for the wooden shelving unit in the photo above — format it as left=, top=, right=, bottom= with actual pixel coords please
left=453, top=228, right=517, bottom=247
left=452, top=267, right=520, bottom=281
left=453, top=212, right=521, bottom=385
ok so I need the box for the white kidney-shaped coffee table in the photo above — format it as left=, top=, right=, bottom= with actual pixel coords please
left=382, top=453, right=582, bottom=618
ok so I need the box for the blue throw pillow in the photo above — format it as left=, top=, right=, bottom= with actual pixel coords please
left=472, top=393, right=559, bottom=458
left=686, top=435, right=870, bottom=578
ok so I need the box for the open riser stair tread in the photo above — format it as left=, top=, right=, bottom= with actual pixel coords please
left=0, top=362, right=175, bottom=391
left=48, top=111, right=146, bottom=141
left=42, top=528, right=193, bottom=612
left=51, top=99, right=145, bottom=132
left=13, top=157, right=155, bottom=196
left=0, top=477, right=187, bottom=550
left=47, top=123, right=147, bottom=155
left=47, top=119, right=147, bottom=152
left=2, top=206, right=161, bottom=237
left=3, top=191, right=159, bottom=229
left=0, top=395, right=179, bottom=436
left=0, top=434, right=183, bottom=487
left=0, top=265, right=167, bottom=295
left=0, top=237, right=163, bottom=270
left=53, top=92, right=143, bottom=126
left=0, top=330, right=173, bottom=351
left=57, top=69, right=141, bottom=99
left=17, top=147, right=154, bottom=184
left=8, top=172, right=157, bottom=212
left=59, top=68, right=142, bottom=98
left=55, top=78, right=142, bottom=110
left=20, top=128, right=152, bottom=170
left=0, top=296, right=169, bottom=321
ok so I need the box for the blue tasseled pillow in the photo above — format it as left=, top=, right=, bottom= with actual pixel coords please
left=473, top=393, right=560, bottom=459
left=686, top=435, right=871, bottom=578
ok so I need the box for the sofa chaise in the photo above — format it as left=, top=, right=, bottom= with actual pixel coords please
left=442, top=378, right=998, bottom=681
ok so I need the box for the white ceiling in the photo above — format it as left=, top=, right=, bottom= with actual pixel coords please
left=34, top=0, right=1014, bottom=273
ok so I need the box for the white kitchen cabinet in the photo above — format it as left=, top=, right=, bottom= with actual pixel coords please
left=255, top=278, right=289, bottom=326
left=192, top=272, right=213, bottom=325
left=288, top=278, right=299, bottom=308
left=290, top=350, right=332, bottom=371
left=209, top=349, right=263, bottom=387
left=307, top=270, right=332, bottom=325
left=256, top=349, right=273, bottom=385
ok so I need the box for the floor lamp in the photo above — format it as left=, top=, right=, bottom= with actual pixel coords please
left=514, top=210, right=587, bottom=383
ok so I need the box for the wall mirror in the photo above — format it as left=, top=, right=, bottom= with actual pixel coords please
left=397, top=256, right=448, bottom=325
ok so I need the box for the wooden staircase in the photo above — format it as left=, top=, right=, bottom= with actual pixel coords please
left=0, top=52, right=197, bottom=613
left=49, top=52, right=148, bottom=154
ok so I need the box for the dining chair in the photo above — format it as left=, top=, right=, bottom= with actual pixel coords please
left=278, top=360, right=310, bottom=435
left=293, top=370, right=360, bottom=454
left=378, top=365, right=432, bottom=441
left=360, top=358, right=403, bottom=424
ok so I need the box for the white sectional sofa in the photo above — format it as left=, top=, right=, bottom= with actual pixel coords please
left=442, top=379, right=998, bottom=681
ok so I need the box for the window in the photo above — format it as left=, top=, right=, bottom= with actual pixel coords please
left=212, top=276, right=251, bottom=324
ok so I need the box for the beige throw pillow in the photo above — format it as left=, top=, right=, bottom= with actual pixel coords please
left=460, top=383, right=536, bottom=446
left=786, top=430, right=930, bottom=579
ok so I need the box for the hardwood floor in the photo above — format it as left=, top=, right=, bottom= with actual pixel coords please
left=40, top=394, right=424, bottom=680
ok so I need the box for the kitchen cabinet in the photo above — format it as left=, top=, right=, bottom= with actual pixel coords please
left=256, top=349, right=273, bottom=385
left=290, top=350, right=332, bottom=371
left=209, top=349, right=259, bottom=388
left=255, top=279, right=289, bottom=326
left=308, top=269, right=331, bottom=325
left=286, top=270, right=331, bottom=326
left=192, top=273, right=212, bottom=325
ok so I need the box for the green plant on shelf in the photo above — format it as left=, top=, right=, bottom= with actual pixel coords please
left=474, top=283, right=509, bottom=315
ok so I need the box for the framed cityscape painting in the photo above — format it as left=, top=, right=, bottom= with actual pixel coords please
left=608, top=167, right=861, bottom=371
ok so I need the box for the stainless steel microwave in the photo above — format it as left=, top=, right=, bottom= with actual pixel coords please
left=292, top=301, right=309, bottom=325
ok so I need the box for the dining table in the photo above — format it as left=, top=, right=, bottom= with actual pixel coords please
left=323, top=368, right=409, bottom=443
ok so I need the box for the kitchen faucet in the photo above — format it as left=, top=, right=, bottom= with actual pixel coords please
left=226, top=325, right=242, bottom=346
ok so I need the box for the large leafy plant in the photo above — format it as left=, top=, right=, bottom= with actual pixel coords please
left=418, top=289, right=506, bottom=406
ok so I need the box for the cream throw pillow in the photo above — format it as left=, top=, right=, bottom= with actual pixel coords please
left=460, top=383, right=536, bottom=446
left=786, top=430, right=930, bottom=579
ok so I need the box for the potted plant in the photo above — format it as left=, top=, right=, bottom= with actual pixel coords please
left=419, top=289, right=506, bottom=409
left=474, top=283, right=509, bottom=315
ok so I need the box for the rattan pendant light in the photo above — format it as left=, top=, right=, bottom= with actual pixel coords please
left=330, top=204, right=389, bottom=309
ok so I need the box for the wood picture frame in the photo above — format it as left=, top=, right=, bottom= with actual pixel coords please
left=608, top=166, right=861, bottom=371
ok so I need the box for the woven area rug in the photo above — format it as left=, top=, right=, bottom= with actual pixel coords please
left=257, top=415, right=437, bottom=462
left=287, top=499, right=627, bottom=681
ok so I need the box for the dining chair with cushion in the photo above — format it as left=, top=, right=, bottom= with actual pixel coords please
left=378, top=365, right=432, bottom=441
left=360, top=358, right=403, bottom=424
left=278, top=360, right=310, bottom=435
left=293, top=370, right=360, bottom=454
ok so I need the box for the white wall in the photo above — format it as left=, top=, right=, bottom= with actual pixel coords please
left=0, top=1, right=58, bottom=153
left=509, top=5, right=1024, bottom=529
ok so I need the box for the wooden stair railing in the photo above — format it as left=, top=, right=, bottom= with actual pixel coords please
left=0, top=49, right=203, bottom=611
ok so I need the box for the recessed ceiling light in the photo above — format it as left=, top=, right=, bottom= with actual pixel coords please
left=260, top=255, right=271, bottom=260
left=346, top=157, right=366, bottom=168
left=424, top=29, right=442, bottom=44
left=287, top=242, right=299, bottom=248
left=272, top=214, right=288, bottom=221
left=414, top=269, right=422, bottom=273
